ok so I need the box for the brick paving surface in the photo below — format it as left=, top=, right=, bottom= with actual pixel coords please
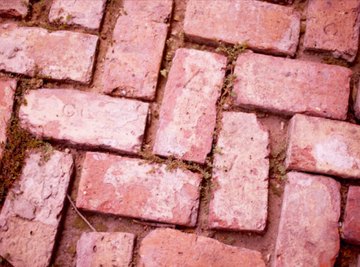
left=0, top=0, right=359, bottom=266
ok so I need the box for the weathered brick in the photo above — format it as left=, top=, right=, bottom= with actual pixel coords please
left=76, top=152, right=201, bottom=226
left=0, top=23, right=98, bottom=83
left=153, top=48, right=226, bottom=163
left=76, top=232, right=135, bottom=267
left=209, top=112, right=269, bottom=232
left=233, top=52, right=351, bottom=120
left=304, top=0, right=360, bottom=62
left=138, top=228, right=265, bottom=267
left=286, top=114, right=360, bottom=179
left=101, top=15, right=168, bottom=100
left=0, top=0, right=28, bottom=18
left=184, top=0, right=300, bottom=56
left=19, top=89, right=148, bottom=154
left=358, top=255, right=360, bottom=267
left=354, top=83, right=360, bottom=120
left=0, top=150, right=73, bottom=267
left=274, top=171, right=340, bottom=266
left=342, top=186, right=360, bottom=245
left=123, top=0, right=173, bottom=23
left=0, top=78, right=16, bottom=159
left=49, top=0, right=107, bottom=30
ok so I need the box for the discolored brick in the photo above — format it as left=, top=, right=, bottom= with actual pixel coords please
left=286, top=114, right=360, bottom=179
left=342, top=186, right=360, bottom=245
left=76, top=152, right=202, bottom=226
left=0, top=0, right=29, bottom=18
left=233, top=52, right=351, bottom=120
left=209, top=112, right=269, bottom=232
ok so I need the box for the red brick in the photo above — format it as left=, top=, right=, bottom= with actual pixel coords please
left=76, top=232, right=135, bottom=267
left=354, top=83, right=360, bottom=120
left=274, top=171, right=340, bottom=266
left=304, top=0, right=360, bottom=62
left=0, top=150, right=74, bottom=267
left=209, top=112, right=269, bottom=232
left=286, top=114, right=360, bottom=179
left=101, top=16, right=168, bottom=100
left=0, top=23, right=98, bottom=84
left=0, top=0, right=28, bottom=18
left=153, top=48, right=226, bottom=163
left=233, top=52, right=351, bottom=120
left=76, top=152, right=201, bottom=226
left=0, top=78, right=16, bottom=159
left=342, top=186, right=360, bottom=245
left=19, top=89, right=148, bottom=154
left=123, top=0, right=173, bottom=23
left=49, top=0, right=107, bottom=30
left=358, top=255, right=360, bottom=267
left=184, top=0, right=300, bottom=56
left=138, top=229, right=266, bottom=267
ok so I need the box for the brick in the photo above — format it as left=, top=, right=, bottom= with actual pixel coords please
left=358, top=255, right=360, bottom=267
left=342, top=186, right=360, bottom=245
left=0, top=78, right=16, bottom=159
left=184, top=0, right=300, bottom=56
left=76, top=152, right=201, bottom=226
left=123, top=0, right=173, bottom=23
left=19, top=89, right=148, bottom=154
left=153, top=48, right=226, bottom=163
left=233, top=52, right=351, bottom=120
left=209, top=112, right=269, bottom=232
left=286, top=114, right=360, bottom=179
left=0, top=0, right=28, bottom=18
left=76, top=232, right=135, bottom=267
left=0, top=150, right=73, bottom=267
left=274, top=171, right=340, bottom=266
left=304, top=0, right=360, bottom=62
left=354, top=83, right=360, bottom=120
left=49, top=0, right=107, bottom=30
left=0, top=23, right=98, bottom=84
left=138, top=228, right=265, bottom=267
left=101, top=15, right=168, bottom=100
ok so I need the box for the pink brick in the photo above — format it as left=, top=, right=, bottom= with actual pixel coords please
left=19, top=89, right=148, bottom=154
left=0, top=78, right=15, bottom=159
left=342, top=186, right=360, bottom=245
left=233, top=52, right=351, bottom=120
left=354, top=83, right=360, bottom=120
left=286, top=114, right=360, bottom=179
left=49, top=0, right=107, bottom=30
left=274, top=171, right=340, bottom=266
left=76, top=232, right=135, bottom=267
left=0, top=0, right=28, bottom=18
left=138, top=229, right=265, bottom=267
left=0, top=150, right=73, bottom=267
left=184, top=0, right=300, bottom=56
left=304, top=0, right=360, bottom=62
left=0, top=23, right=98, bottom=84
left=358, top=255, right=360, bottom=267
left=123, top=0, right=173, bottom=23
left=153, top=48, right=226, bottom=163
left=76, top=152, right=201, bottom=226
left=209, top=112, right=269, bottom=232
left=101, top=15, right=168, bottom=100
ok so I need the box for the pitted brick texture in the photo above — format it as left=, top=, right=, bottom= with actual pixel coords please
left=123, top=0, right=173, bottom=23
left=0, top=0, right=29, bottom=18
left=342, top=186, right=360, bottom=245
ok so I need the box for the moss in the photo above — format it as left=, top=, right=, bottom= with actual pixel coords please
left=94, top=221, right=108, bottom=232
left=73, top=216, right=88, bottom=230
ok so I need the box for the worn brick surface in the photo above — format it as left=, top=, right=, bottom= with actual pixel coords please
left=138, top=228, right=265, bottom=267
left=49, top=0, right=107, bottom=30
left=123, top=0, right=173, bottom=23
left=76, top=232, right=135, bottom=267
left=233, top=52, right=351, bottom=120
left=0, top=23, right=98, bottom=83
left=274, top=171, right=340, bottom=266
left=184, top=0, right=300, bottom=56
left=0, top=150, right=73, bottom=267
left=0, top=78, right=16, bottom=159
left=0, top=0, right=29, bottom=18
left=153, top=48, right=226, bottom=163
left=304, top=0, right=360, bottom=62
left=76, top=152, right=202, bottom=226
left=19, top=89, right=148, bottom=154
left=101, top=16, right=168, bottom=100
left=354, top=83, right=360, bottom=120
left=209, top=112, right=269, bottom=232
left=286, top=114, right=360, bottom=179
left=342, top=186, right=360, bottom=245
